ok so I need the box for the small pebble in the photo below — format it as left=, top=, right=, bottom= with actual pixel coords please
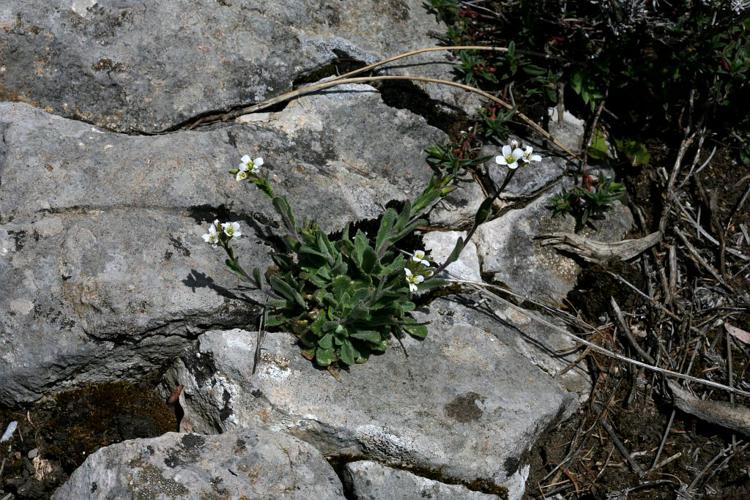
left=0, top=421, right=18, bottom=443
left=28, top=448, right=39, bottom=459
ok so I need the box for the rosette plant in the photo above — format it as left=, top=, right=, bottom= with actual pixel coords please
left=205, top=140, right=540, bottom=368
left=213, top=156, right=449, bottom=367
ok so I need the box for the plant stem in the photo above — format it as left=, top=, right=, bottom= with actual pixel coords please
left=434, top=168, right=517, bottom=275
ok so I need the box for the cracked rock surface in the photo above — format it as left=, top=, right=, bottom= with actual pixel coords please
left=0, top=90, right=442, bottom=405
left=52, top=428, right=345, bottom=499
left=475, top=189, right=633, bottom=305
left=0, top=0, right=464, bottom=133
left=161, top=297, right=584, bottom=494
left=343, top=461, right=501, bottom=499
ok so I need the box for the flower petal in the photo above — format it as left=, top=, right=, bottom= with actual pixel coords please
left=508, top=161, right=519, bottom=170
left=404, top=268, right=413, bottom=277
left=496, top=155, right=508, bottom=165
left=531, top=154, right=542, bottom=162
left=254, top=157, right=264, bottom=167
left=512, top=148, right=524, bottom=160
left=240, top=155, right=251, bottom=163
left=502, top=145, right=512, bottom=157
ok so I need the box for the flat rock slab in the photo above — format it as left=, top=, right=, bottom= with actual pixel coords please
left=423, top=230, right=482, bottom=282
left=343, top=461, right=501, bottom=499
left=52, top=428, right=345, bottom=499
left=429, top=175, right=486, bottom=228
left=0, top=210, right=262, bottom=404
left=485, top=148, right=568, bottom=199
left=0, top=90, right=441, bottom=229
left=0, top=90, right=442, bottom=404
left=475, top=191, right=633, bottom=304
left=163, top=298, right=578, bottom=494
left=0, top=0, right=460, bottom=133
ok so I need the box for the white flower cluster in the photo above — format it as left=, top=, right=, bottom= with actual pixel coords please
left=404, top=268, right=424, bottom=293
left=202, top=219, right=242, bottom=248
left=495, top=140, right=542, bottom=170
left=236, top=155, right=264, bottom=181
left=404, top=250, right=432, bottom=293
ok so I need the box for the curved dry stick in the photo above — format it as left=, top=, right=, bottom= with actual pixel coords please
left=188, top=45, right=507, bottom=130
left=237, top=75, right=580, bottom=160
left=333, top=45, right=509, bottom=81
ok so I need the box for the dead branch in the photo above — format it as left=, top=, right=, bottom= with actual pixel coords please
left=538, top=231, right=662, bottom=264
left=235, top=74, right=579, bottom=160
left=668, top=381, right=750, bottom=437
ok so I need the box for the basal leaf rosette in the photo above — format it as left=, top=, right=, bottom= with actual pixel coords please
left=206, top=155, right=448, bottom=369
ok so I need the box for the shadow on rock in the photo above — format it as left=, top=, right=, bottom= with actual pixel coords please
left=183, top=269, right=259, bottom=305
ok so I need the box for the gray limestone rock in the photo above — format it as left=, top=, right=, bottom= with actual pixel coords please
left=0, top=90, right=441, bottom=230
left=0, top=209, right=263, bottom=405
left=484, top=143, right=568, bottom=199
left=475, top=190, right=633, bottom=305
left=0, top=90, right=443, bottom=404
left=547, top=108, right=586, bottom=154
left=422, top=230, right=481, bottom=282
left=343, top=461, right=501, bottom=499
left=52, top=429, right=345, bottom=499
left=162, top=297, right=581, bottom=493
left=429, top=176, right=486, bottom=228
left=0, top=0, right=465, bottom=133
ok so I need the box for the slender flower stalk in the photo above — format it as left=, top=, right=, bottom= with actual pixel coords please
left=435, top=140, right=542, bottom=275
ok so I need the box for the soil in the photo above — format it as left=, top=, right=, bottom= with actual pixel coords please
left=526, top=393, right=750, bottom=499
left=0, top=382, right=177, bottom=499
left=524, top=144, right=750, bottom=498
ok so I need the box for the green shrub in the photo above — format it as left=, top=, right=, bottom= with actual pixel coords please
left=426, top=0, right=750, bottom=159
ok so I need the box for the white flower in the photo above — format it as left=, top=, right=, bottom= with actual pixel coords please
left=495, top=143, right=524, bottom=170
left=412, top=250, right=430, bottom=267
left=238, top=155, right=263, bottom=175
left=221, top=221, right=241, bottom=239
left=202, top=222, right=220, bottom=247
left=522, top=145, right=542, bottom=163
left=404, top=268, right=425, bottom=293
left=236, top=170, right=249, bottom=181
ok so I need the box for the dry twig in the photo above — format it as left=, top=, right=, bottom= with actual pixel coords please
left=668, top=381, right=750, bottom=437
left=538, top=231, right=662, bottom=264
left=448, top=277, right=750, bottom=398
